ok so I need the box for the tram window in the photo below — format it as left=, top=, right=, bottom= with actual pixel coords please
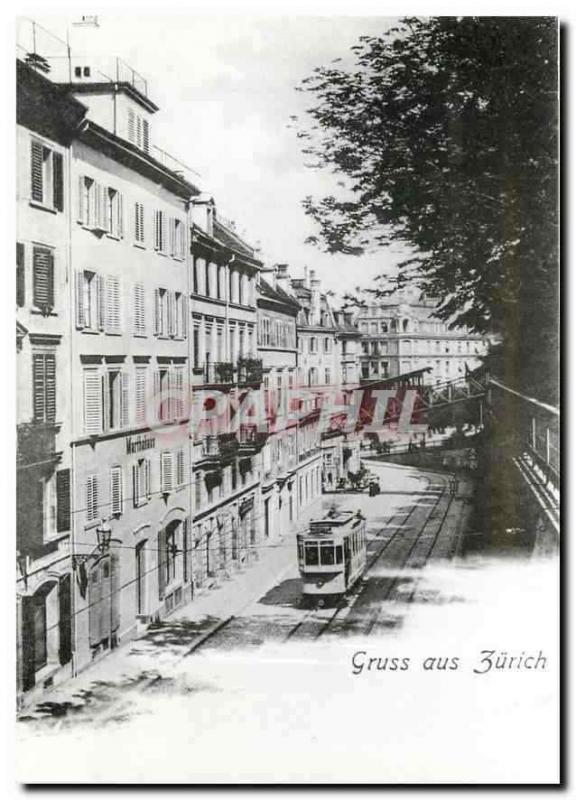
left=305, top=542, right=319, bottom=566
left=297, top=542, right=304, bottom=561
left=335, top=545, right=343, bottom=564
left=320, top=541, right=335, bottom=566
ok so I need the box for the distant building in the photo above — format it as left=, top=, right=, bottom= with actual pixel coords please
left=356, top=286, right=489, bottom=385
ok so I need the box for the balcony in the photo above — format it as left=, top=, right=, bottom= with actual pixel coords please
left=238, top=425, right=268, bottom=455
left=238, top=357, right=263, bottom=386
left=204, top=361, right=235, bottom=385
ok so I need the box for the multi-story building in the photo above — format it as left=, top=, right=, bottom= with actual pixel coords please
left=57, top=57, right=199, bottom=671
left=16, top=60, right=86, bottom=701
left=189, top=200, right=264, bottom=590
left=357, top=286, right=489, bottom=385
left=256, top=265, right=300, bottom=540
left=290, top=270, right=361, bottom=495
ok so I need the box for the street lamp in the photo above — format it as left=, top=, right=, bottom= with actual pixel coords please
left=96, top=521, right=112, bottom=554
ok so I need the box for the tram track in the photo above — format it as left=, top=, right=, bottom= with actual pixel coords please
left=283, top=472, right=451, bottom=642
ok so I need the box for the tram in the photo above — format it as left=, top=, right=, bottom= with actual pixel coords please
left=296, top=508, right=367, bottom=605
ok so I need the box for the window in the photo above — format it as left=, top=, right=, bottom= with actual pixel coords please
left=110, top=466, right=124, bottom=516
left=83, top=367, right=128, bottom=435
left=32, top=245, right=55, bottom=312
left=155, top=288, right=168, bottom=335
left=309, top=338, right=317, bottom=353
left=106, top=188, right=124, bottom=238
left=164, top=527, right=177, bottom=584
left=134, top=202, right=145, bottom=244
left=76, top=270, right=103, bottom=331
left=154, top=210, right=167, bottom=254
left=133, top=458, right=151, bottom=507
left=85, top=474, right=99, bottom=523
left=304, top=542, right=319, bottom=566
left=42, top=474, right=57, bottom=540
left=323, top=337, right=331, bottom=353
left=78, top=176, right=108, bottom=231
left=320, top=541, right=335, bottom=566
left=176, top=449, right=185, bottom=487
left=32, top=353, right=56, bottom=423
left=127, top=108, right=150, bottom=153
left=30, top=139, right=63, bottom=211
left=17, top=242, right=25, bottom=307
left=133, top=283, right=146, bottom=336
left=160, top=451, right=174, bottom=493
left=170, top=218, right=185, bottom=259
left=324, top=368, right=331, bottom=385
left=32, top=594, right=47, bottom=671
left=56, top=468, right=71, bottom=533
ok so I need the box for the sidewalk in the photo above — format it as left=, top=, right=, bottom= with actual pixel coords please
left=18, top=497, right=324, bottom=722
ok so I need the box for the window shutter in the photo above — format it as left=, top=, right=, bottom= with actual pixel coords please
left=154, top=211, right=160, bottom=250
left=167, top=290, right=175, bottom=337
left=86, top=474, right=99, bottom=521
left=135, top=368, right=146, bottom=425
left=161, top=451, right=173, bottom=493
left=142, top=118, right=150, bottom=153
left=128, top=108, right=135, bottom=143
left=136, top=115, right=143, bottom=149
left=154, top=370, right=161, bottom=421
left=145, top=459, right=151, bottom=499
left=133, top=283, right=145, bottom=335
left=116, top=192, right=124, bottom=238
left=30, top=140, right=43, bottom=202
left=44, top=354, right=56, bottom=423
left=77, top=176, right=86, bottom=223
left=177, top=449, right=185, bottom=486
left=174, top=368, right=184, bottom=419
left=56, top=469, right=71, bottom=532
left=162, top=212, right=167, bottom=253
left=154, top=289, right=161, bottom=335
left=16, top=242, right=25, bottom=308
left=105, top=275, right=121, bottom=333
left=110, top=466, right=123, bottom=515
left=53, top=152, right=63, bottom=211
left=170, top=218, right=176, bottom=257
left=83, top=369, right=102, bottom=435
left=132, top=464, right=140, bottom=508
left=75, top=271, right=86, bottom=328
left=97, top=274, right=106, bottom=331
left=32, top=246, right=54, bottom=309
left=32, top=354, right=45, bottom=422
left=121, top=371, right=130, bottom=428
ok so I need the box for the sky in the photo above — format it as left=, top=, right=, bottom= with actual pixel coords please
left=22, top=14, right=410, bottom=299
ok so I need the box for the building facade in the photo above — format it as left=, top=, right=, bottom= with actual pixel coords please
left=357, top=286, right=489, bottom=385
left=256, top=266, right=300, bottom=540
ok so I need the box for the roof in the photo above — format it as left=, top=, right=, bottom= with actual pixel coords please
left=213, top=218, right=256, bottom=259
left=258, top=278, right=301, bottom=311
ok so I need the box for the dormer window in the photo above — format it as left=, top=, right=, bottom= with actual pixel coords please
left=127, top=108, right=150, bottom=153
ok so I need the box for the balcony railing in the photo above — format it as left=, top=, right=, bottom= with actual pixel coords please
left=238, top=357, right=263, bottom=386
left=202, top=358, right=263, bottom=387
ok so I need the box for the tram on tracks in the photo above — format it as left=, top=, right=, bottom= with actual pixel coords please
left=297, top=508, right=367, bottom=606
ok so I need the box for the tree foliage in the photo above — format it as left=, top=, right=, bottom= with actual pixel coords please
left=296, top=17, right=558, bottom=401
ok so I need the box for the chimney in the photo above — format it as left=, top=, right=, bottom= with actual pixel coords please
left=275, top=263, right=290, bottom=294
left=310, top=271, right=321, bottom=325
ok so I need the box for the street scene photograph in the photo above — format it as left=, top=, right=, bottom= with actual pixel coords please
left=14, top=11, right=559, bottom=784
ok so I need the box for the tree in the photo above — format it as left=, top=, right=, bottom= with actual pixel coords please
left=295, top=17, right=558, bottom=402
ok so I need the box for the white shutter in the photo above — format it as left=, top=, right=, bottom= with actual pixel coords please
left=76, top=271, right=86, bottom=328
left=110, top=466, right=123, bottom=515
left=145, top=459, right=151, bottom=499
left=121, top=371, right=130, bottom=428
left=128, top=108, right=135, bottom=143
left=116, top=192, right=124, bottom=238
left=133, top=283, right=146, bottom=335
left=86, top=474, right=99, bottom=521
left=174, top=367, right=184, bottom=419
left=167, top=291, right=175, bottom=337
left=106, top=275, right=121, bottom=333
left=154, top=370, right=161, bottom=421
left=154, top=289, right=161, bottom=335
left=132, top=464, right=140, bottom=508
left=154, top=211, right=160, bottom=251
left=176, top=449, right=185, bottom=487
left=161, top=451, right=173, bottom=493
left=83, top=369, right=102, bottom=435
left=77, top=176, right=85, bottom=223
left=135, top=367, right=147, bottom=425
